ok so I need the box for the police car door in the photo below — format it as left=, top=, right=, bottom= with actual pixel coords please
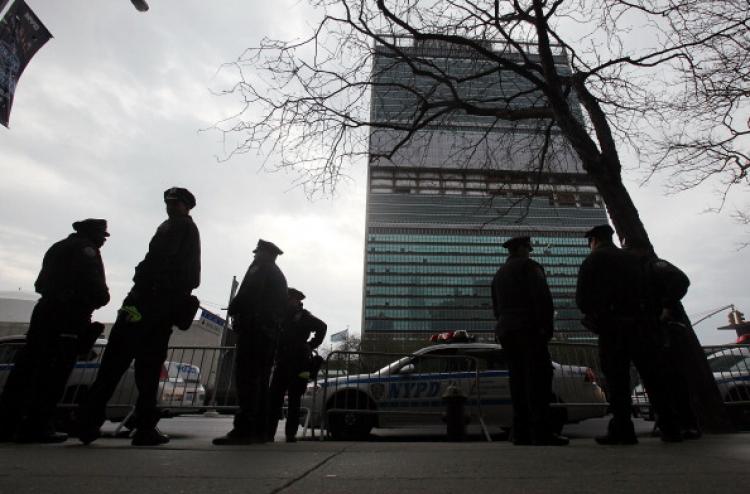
left=459, top=348, right=512, bottom=427
left=382, top=348, right=457, bottom=427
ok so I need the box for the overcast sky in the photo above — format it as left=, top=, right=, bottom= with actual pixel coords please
left=0, top=0, right=747, bottom=345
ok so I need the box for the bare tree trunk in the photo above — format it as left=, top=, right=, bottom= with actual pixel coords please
left=588, top=163, right=652, bottom=249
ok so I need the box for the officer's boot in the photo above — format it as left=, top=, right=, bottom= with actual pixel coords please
left=131, top=427, right=170, bottom=446
left=213, top=419, right=261, bottom=445
left=595, top=417, right=637, bottom=445
left=212, top=429, right=258, bottom=445
left=285, top=420, right=299, bottom=443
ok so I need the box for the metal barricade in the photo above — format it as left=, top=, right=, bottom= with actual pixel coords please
left=546, top=342, right=609, bottom=428
left=547, top=341, right=750, bottom=430
left=0, top=342, right=236, bottom=427
left=701, top=344, right=750, bottom=426
left=548, top=342, right=605, bottom=403
left=1, top=339, right=747, bottom=433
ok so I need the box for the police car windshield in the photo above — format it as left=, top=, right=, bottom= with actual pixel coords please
left=376, top=346, right=463, bottom=375
left=378, top=356, right=411, bottom=375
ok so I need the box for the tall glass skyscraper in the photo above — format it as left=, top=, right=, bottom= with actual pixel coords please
left=362, top=38, right=608, bottom=343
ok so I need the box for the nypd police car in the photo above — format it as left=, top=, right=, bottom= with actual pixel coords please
left=163, top=361, right=206, bottom=410
left=302, top=334, right=608, bottom=440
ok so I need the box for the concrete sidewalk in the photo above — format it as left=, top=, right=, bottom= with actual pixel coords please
left=1, top=417, right=748, bottom=494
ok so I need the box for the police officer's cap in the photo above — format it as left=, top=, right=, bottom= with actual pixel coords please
left=163, top=187, right=196, bottom=209
left=584, top=224, right=614, bottom=240
left=502, top=235, right=533, bottom=252
left=253, top=239, right=283, bottom=256
left=288, top=288, right=306, bottom=301
left=72, top=218, right=110, bottom=237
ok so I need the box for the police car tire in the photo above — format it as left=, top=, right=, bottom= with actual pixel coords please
left=327, top=392, right=375, bottom=440
left=328, top=410, right=373, bottom=440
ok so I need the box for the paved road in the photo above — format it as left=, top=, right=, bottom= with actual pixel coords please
left=1, top=416, right=748, bottom=494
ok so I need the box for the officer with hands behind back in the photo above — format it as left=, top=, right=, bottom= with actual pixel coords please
left=267, top=288, right=327, bottom=442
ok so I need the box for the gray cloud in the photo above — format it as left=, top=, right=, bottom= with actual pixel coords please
left=1, top=0, right=366, bottom=339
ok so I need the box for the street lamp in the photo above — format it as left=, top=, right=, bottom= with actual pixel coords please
left=131, top=0, right=149, bottom=11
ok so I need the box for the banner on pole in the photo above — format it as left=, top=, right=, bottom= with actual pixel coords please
left=330, top=329, right=349, bottom=343
left=199, top=308, right=226, bottom=333
left=0, top=0, right=52, bottom=128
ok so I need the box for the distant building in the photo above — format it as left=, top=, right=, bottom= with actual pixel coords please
left=362, top=38, right=608, bottom=343
left=0, top=290, right=37, bottom=337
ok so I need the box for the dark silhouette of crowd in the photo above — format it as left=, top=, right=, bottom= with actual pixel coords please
left=0, top=187, right=327, bottom=446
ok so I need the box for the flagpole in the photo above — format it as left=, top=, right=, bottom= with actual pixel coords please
left=206, top=276, right=238, bottom=414
left=218, top=276, right=238, bottom=347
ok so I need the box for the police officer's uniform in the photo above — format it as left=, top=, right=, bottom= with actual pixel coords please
left=267, top=288, right=327, bottom=442
left=576, top=225, right=680, bottom=444
left=0, top=219, right=110, bottom=443
left=78, top=188, right=201, bottom=446
left=641, top=255, right=700, bottom=437
left=491, top=236, right=567, bottom=446
left=214, top=239, right=287, bottom=445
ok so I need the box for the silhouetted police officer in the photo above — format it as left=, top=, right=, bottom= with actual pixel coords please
left=492, top=235, right=568, bottom=446
left=78, top=188, right=201, bottom=446
left=577, top=224, right=680, bottom=444
left=214, top=239, right=287, bottom=445
left=628, top=241, right=700, bottom=439
left=0, top=219, right=110, bottom=443
left=267, top=288, right=327, bottom=442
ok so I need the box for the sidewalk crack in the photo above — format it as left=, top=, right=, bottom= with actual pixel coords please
left=269, top=445, right=350, bottom=494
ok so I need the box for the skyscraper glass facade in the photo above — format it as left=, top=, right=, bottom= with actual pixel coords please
left=362, top=39, right=609, bottom=341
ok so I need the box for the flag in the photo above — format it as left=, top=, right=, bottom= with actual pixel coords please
left=130, top=0, right=149, bottom=12
left=330, top=329, right=348, bottom=343
left=199, top=308, right=226, bottom=333
left=0, top=0, right=52, bottom=128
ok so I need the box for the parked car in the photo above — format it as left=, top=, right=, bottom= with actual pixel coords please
left=632, top=346, right=750, bottom=428
left=301, top=340, right=608, bottom=440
